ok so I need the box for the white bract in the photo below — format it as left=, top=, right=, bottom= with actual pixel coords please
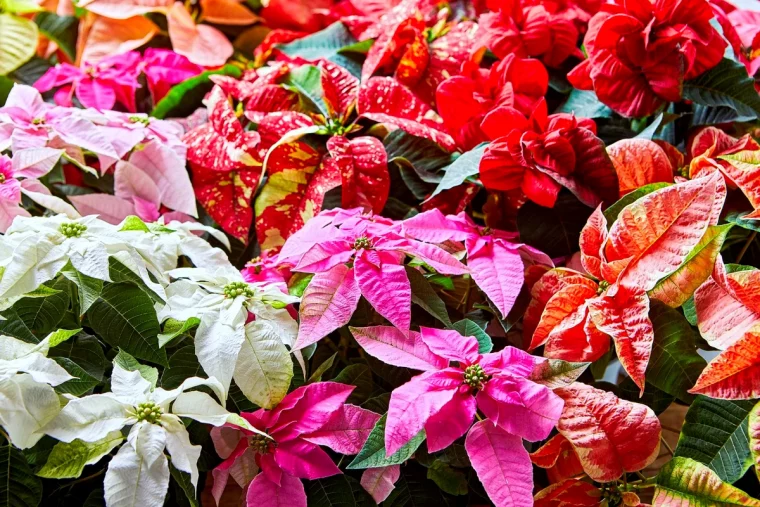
left=158, top=267, right=298, bottom=406
left=43, top=363, right=258, bottom=507
left=0, top=329, right=77, bottom=448
left=0, top=215, right=133, bottom=299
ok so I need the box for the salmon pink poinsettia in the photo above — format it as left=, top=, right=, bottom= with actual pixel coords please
left=351, top=325, right=564, bottom=507
left=209, top=382, right=380, bottom=506
left=277, top=208, right=468, bottom=348
left=479, top=98, right=619, bottom=208
left=568, top=0, right=727, bottom=118
left=686, top=126, right=760, bottom=219
left=528, top=172, right=726, bottom=390
left=436, top=54, right=549, bottom=150
left=606, top=138, right=678, bottom=196
left=476, top=0, right=584, bottom=67
left=401, top=208, right=552, bottom=318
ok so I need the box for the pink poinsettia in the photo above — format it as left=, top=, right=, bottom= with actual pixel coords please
left=209, top=382, right=380, bottom=506
left=401, top=208, right=552, bottom=318
left=0, top=85, right=120, bottom=169
left=351, top=326, right=564, bottom=506
left=34, top=52, right=142, bottom=112
left=277, top=209, right=468, bottom=348
left=139, top=48, right=204, bottom=104
left=241, top=252, right=293, bottom=292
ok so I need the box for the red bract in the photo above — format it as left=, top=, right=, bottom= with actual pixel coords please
left=687, top=127, right=760, bottom=218
left=361, top=9, right=478, bottom=106
left=568, top=0, right=727, bottom=118
left=479, top=99, right=619, bottom=208
left=476, top=0, right=584, bottom=67
left=607, top=138, right=677, bottom=196
left=183, top=86, right=262, bottom=242
left=436, top=54, right=549, bottom=150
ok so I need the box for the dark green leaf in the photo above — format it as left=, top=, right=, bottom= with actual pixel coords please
left=88, top=283, right=167, bottom=366
left=430, top=144, right=485, bottom=199
left=517, top=191, right=592, bottom=258
left=617, top=378, right=674, bottom=415
left=34, top=12, right=77, bottom=60
left=0, top=307, right=37, bottom=343
left=49, top=333, right=106, bottom=381
left=558, top=89, right=614, bottom=118
left=308, top=352, right=337, bottom=383
left=161, top=345, right=205, bottom=390
left=0, top=441, right=42, bottom=507
left=151, top=65, right=242, bottom=119
left=169, top=464, right=198, bottom=507
left=278, top=22, right=361, bottom=77
left=108, top=258, right=163, bottom=303
left=426, top=460, right=468, bottom=495
left=307, top=475, right=375, bottom=507
left=674, top=396, right=756, bottom=483
left=683, top=58, right=760, bottom=123
left=61, top=264, right=103, bottom=315
left=405, top=266, right=452, bottom=327
left=384, top=130, right=452, bottom=181
left=12, top=279, right=69, bottom=337
left=348, top=414, right=425, bottom=469
left=53, top=357, right=100, bottom=396
left=333, top=363, right=374, bottom=404
left=284, top=64, right=328, bottom=115
left=726, top=211, right=760, bottom=233
left=451, top=319, right=492, bottom=353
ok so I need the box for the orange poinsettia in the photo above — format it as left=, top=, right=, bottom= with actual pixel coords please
left=606, top=138, right=678, bottom=196
left=528, top=172, right=726, bottom=391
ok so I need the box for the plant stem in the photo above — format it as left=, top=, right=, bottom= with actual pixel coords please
left=736, top=231, right=757, bottom=263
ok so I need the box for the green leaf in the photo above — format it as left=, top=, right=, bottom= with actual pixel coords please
left=384, top=130, right=452, bottom=182
left=283, top=64, right=328, bottom=116
left=0, top=75, right=13, bottom=105
left=53, top=357, right=100, bottom=396
left=645, top=301, right=707, bottom=403
left=333, top=363, right=374, bottom=404
left=8, top=56, right=50, bottom=85
left=674, top=396, right=756, bottom=484
left=11, top=279, right=70, bottom=338
left=108, top=258, right=163, bottom=303
left=426, top=460, right=468, bottom=495
left=88, top=283, right=166, bottom=366
left=114, top=349, right=159, bottom=388
left=119, top=216, right=150, bottom=232
left=49, top=333, right=107, bottom=381
left=617, top=378, right=674, bottom=415
left=308, top=352, right=337, bottom=383
left=287, top=272, right=313, bottom=298
left=384, top=464, right=445, bottom=506
left=0, top=307, right=36, bottom=342
left=0, top=441, right=42, bottom=507
left=518, top=191, right=592, bottom=258
left=277, top=22, right=361, bottom=78
left=451, top=319, right=492, bottom=353
left=726, top=211, right=760, bottom=233
left=0, top=13, right=38, bottom=75
left=347, top=414, right=425, bottom=469
left=603, top=182, right=671, bottom=225
left=150, top=65, right=242, bottom=119
left=33, top=12, right=77, bottom=60
left=557, top=89, right=614, bottom=118
left=406, top=266, right=452, bottom=327
left=307, top=475, right=375, bottom=507
left=429, top=144, right=485, bottom=199
left=683, top=58, right=760, bottom=123
left=655, top=457, right=760, bottom=505
left=169, top=464, right=198, bottom=507
left=161, top=345, right=205, bottom=390
left=37, top=432, right=123, bottom=479
left=158, top=317, right=199, bottom=348
left=529, top=359, right=589, bottom=389
left=61, top=264, right=103, bottom=315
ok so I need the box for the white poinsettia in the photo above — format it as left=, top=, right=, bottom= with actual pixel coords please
left=0, top=329, right=77, bottom=448
left=0, top=214, right=133, bottom=299
left=157, top=267, right=298, bottom=406
left=43, top=363, right=258, bottom=507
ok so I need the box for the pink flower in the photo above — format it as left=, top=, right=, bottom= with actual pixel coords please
left=401, top=208, right=552, bottom=318
left=209, top=382, right=380, bottom=506
left=34, top=52, right=142, bottom=111
left=140, top=48, right=203, bottom=104
left=241, top=252, right=293, bottom=290
left=351, top=325, right=564, bottom=507
left=277, top=208, right=468, bottom=348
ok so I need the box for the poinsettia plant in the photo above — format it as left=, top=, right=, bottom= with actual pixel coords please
left=2, top=0, right=760, bottom=505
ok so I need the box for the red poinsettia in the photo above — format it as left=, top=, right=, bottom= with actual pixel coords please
left=478, top=98, right=619, bottom=208
left=436, top=54, right=549, bottom=150
left=687, top=126, right=760, bottom=218
left=361, top=8, right=479, bottom=105
left=476, top=0, right=584, bottom=68
left=183, top=86, right=263, bottom=242
left=568, top=0, right=727, bottom=118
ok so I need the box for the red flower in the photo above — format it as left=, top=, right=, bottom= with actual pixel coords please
left=476, top=0, right=584, bottom=67
left=568, top=0, right=727, bottom=118
left=436, top=54, right=549, bottom=150
left=479, top=99, right=618, bottom=208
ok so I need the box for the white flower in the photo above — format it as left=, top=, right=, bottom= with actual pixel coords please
left=157, top=267, right=298, bottom=405
left=44, top=363, right=257, bottom=507
left=0, top=215, right=133, bottom=299
left=0, top=329, right=76, bottom=448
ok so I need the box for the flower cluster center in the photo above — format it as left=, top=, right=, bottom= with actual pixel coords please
left=353, top=236, right=373, bottom=250
left=0, top=173, right=5, bottom=184
left=463, top=364, right=489, bottom=390
left=249, top=434, right=275, bottom=454
left=135, top=402, right=163, bottom=424
left=223, top=281, right=255, bottom=299
left=596, top=280, right=610, bottom=295
left=60, top=222, right=87, bottom=238
left=129, top=115, right=150, bottom=126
